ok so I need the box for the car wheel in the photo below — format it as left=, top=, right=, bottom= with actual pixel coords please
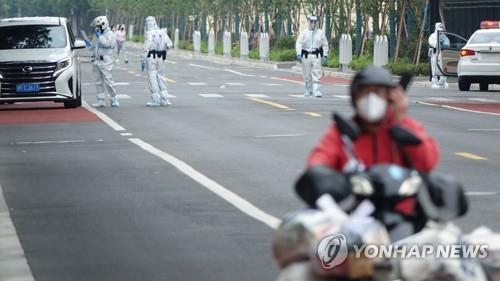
left=480, top=83, right=489, bottom=92
left=64, top=80, right=82, bottom=108
left=458, top=77, right=471, bottom=91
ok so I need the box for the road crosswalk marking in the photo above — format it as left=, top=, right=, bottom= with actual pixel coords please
left=189, top=82, right=208, bottom=86
left=116, top=94, right=132, bottom=99
left=225, top=82, right=246, bottom=86
left=245, top=94, right=270, bottom=98
left=333, top=95, right=350, bottom=100
left=199, top=94, right=224, bottom=98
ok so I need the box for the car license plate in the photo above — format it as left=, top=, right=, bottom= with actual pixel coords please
left=16, top=83, right=40, bottom=93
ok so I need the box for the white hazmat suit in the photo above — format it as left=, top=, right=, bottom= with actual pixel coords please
left=141, top=16, right=173, bottom=107
left=296, top=16, right=329, bottom=97
left=428, top=22, right=450, bottom=89
left=90, top=16, right=118, bottom=107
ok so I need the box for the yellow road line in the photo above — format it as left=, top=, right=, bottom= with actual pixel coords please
left=305, top=112, right=322, bottom=117
left=455, top=152, right=488, bottom=161
left=249, top=97, right=293, bottom=110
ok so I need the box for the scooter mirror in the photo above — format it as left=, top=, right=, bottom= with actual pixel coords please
left=333, top=113, right=361, bottom=141
left=389, top=125, right=422, bottom=146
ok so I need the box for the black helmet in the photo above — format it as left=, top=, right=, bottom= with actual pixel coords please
left=350, top=65, right=396, bottom=98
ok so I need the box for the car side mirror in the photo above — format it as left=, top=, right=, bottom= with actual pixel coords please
left=73, top=40, right=86, bottom=50
left=333, top=113, right=360, bottom=141
left=389, top=125, right=422, bottom=146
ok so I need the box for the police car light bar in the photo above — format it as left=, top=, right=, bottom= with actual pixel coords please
left=480, top=21, right=500, bottom=29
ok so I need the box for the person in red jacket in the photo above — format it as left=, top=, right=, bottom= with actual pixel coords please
left=308, top=65, right=439, bottom=172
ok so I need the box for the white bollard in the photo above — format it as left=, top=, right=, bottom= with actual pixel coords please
left=193, top=31, right=201, bottom=55
left=174, top=28, right=179, bottom=50
left=374, top=35, right=380, bottom=66
left=259, top=33, right=270, bottom=62
left=128, top=25, right=134, bottom=41
left=339, top=34, right=352, bottom=71
left=373, top=35, right=389, bottom=67
left=240, top=32, right=249, bottom=60
left=381, top=35, right=389, bottom=66
left=223, top=31, right=232, bottom=58
left=208, top=29, right=215, bottom=56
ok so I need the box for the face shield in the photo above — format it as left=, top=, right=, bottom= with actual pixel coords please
left=308, top=16, right=318, bottom=30
left=145, top=16, right=158, bottom=33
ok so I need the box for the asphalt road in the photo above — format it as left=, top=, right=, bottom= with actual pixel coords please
left=1, top=48, right=499, bottom=280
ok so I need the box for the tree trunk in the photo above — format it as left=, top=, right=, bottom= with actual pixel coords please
left=393, top=0, right=407, bottom=63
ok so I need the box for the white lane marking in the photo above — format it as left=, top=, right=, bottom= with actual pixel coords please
left=467, top=129, right=500, bottom=131
left=12, top=140, right=86, bottom=145
left=168, top=94, right=177, bottom=98
left=416, top=101, right=500, bottom=116
left=223, top=69, right=256, bottom=77
left=263, top=83, right=283, bottom=86
left=160, top=76, right=176, bottom=84
left=289, top=94, right=305, bottom=98
left=427, top=97, right=453, bottom=102
left=260, top=75, right=268, bottom=78
left=0, top=184, right=36, bottom=281
left=128, top=138, right=281, bottom=229
left=135, top=74, right=142, bottom=77
left=188, top=82, right=207, bottom=86
left=121, top=133, right=133, bottom=136
left=466, top=192, right=498, bottom=196
left=117, top=94, right=131, bottom=99
left=189, top=63, right=211, bottom=69
left=225, top=82, right=245, bottom=86
left=270, top=76, right=303, bottom=85
left=83, top=101, right=126, bottom=131
left=467, top=98, right=495, bottom=102
left=166, top=60, right=177, bottom=64
left=245, top=94, right=270, bottom=98
left=333, top=95, right=350, bottom=100
left=199, top=94, right=223, bottom=98
left=114, top=82, right=130, bottom=86
left=128, top=71, right=135, bottom=74
left=256, top=134, right=304, bottom=138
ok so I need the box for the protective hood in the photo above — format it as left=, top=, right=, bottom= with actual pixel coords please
left=308, top=16, right=318, bottom=30
left=435, top=22, right=445, bottom=32
left=145, top=16, right=158, bottom=32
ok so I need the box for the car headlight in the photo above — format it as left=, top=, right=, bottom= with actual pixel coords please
left=54, top=57, right=73, bottom=76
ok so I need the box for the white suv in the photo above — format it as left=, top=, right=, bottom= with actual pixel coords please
left=0, top=17, right=86, bottom=108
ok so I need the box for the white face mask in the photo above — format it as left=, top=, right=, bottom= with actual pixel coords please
left=356, top=92, right=388, bottom=122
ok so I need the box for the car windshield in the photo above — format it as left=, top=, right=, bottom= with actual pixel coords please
left=469, top=32, right=500, bottom=44
left=0, top=25, right=67, bottom=49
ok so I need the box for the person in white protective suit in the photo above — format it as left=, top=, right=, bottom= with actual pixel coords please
left=295, top=16, right=329, bottom=97
left=141, top=16, right=173, bottom=107
left=428, top=22, right=450, bottom=89
left=88, top=16, right=118, bottom=107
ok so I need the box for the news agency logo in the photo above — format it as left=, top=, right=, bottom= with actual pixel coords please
left=316, top=234, right=349, bottom=270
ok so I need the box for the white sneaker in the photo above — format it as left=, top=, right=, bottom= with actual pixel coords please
left=314, top=91, right=323, bottom=98
left=304, top=91, right=312, bottom=97
left=111, top=97, right=120, bottom=107
left=160, top=99, right=171, bottom=106
left=146, top=102, right=160, bottom=107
